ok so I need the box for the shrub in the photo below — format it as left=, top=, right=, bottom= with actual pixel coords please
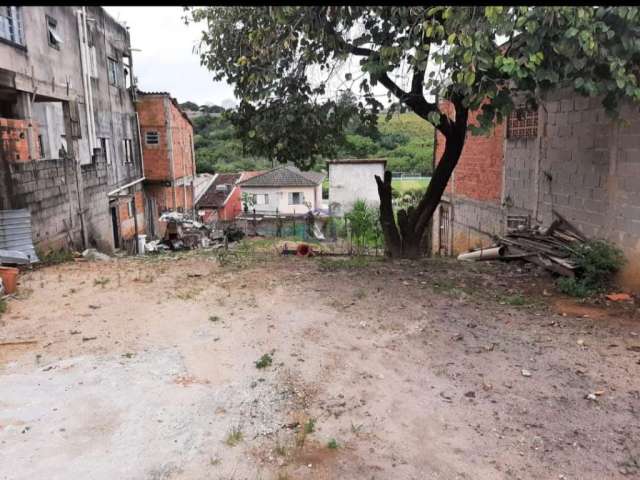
left=557, top=240, right=625, bottom=297
left=344, top=199, right=381, bottom=251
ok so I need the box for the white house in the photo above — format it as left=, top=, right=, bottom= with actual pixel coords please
left=237, top=165, right=325, bottom=215
left=328, top=159, right=387, bottom=216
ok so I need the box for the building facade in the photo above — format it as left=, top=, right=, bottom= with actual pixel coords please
left=136, top=91, right=195, bottom=223
left=237, top=165, right=325, bottom=216
left=0, top=6, right=146, bottom=252
left=327, top=158, right=386, bottom=216
left=432, top=89, right=640, bottom=289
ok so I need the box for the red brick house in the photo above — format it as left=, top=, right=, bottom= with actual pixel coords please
left=432, top=89, right=640, bottom=289
left=196, top=171, right=264, bottom=224
left=136, top=91, right=196, bottom=224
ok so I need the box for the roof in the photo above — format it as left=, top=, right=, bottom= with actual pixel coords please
left=239, top=170, right=266, bottom=182
left=193, top=173, right=217, bottom=205
left=197, top=173, right=241, bottom=209
left=136, top=90, right=193, bottom=127
left=327, top=158, right=387, bottom=165
left=237, top=165, right=325, bottom=188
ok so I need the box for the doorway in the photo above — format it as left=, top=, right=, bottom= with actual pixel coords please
left=111, top=206, right=120, bottom=249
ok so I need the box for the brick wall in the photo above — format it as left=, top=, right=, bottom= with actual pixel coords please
left=435, top=102, right=505, bottom=203
left=116, top=188, right=146, bottom=240
left=138, top=96, right=171, bottom=181
left=0, top=118, right=41, bottom=161
left=145, top=183, right=193, bottom=214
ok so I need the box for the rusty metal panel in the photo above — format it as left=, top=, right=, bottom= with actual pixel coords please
left=0, top=208, right=39, bottom=263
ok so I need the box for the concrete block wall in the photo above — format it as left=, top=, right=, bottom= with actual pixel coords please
left=504, top=89, right=640, bottom=289
left=6, top=158, right=81, bottom=251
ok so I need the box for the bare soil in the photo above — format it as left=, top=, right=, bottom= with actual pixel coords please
left=1, top=246, right=639, bottom=479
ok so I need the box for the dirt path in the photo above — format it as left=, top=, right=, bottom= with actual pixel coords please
left=0, top=251, right=639, bottom=479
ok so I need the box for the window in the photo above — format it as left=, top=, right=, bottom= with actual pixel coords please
left=123, top=139, right=133, bottom=164
left=145, top=131, right=159, bottom=145
left=46, top=15, right=62, bottom=49
left=507, top=108, right=538, bottom=139
left=100, top=137, right=110, bottom=164
left=288, top=192, right=303, bottom=205
left=127, top=198, right=133, bottom=218
left=0, top=7, right=24, bottom=46
left=255, top=194, right=269, bottom=205
left=108, top=57, right=120, bottom=86
left=89, top=45, right=98, bottom=78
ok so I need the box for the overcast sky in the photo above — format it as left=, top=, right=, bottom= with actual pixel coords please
left=104, top=6, right=237, bottom=107
left=103, top=7, right=439, bottom=109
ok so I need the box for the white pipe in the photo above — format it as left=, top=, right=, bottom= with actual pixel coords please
left=108, top=176, right=145, bottom=197
left=457, top=246, right=505, bottom=261
left=77, top=8, right=96, bottom=153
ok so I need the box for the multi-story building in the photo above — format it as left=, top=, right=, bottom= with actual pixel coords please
left=136, top=91, right=196, bottom=226
left=0, top=6, right=146, bottom=252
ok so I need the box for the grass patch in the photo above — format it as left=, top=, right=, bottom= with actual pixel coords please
left=209, top=315, right=221, bottom=322
left=255, top=353, right=273, bottom=369
left=498, top=294, right=527, bottom=306
left=37, top=248, right=74, bottom=266
left=224, top=425, right=243, bottom=446
left=303, top=418, right=316, bottom=434
left=93, top=277, right=110, bottom=288
left=316, top=256, right=377, bottom=272
left=0, top=298, right=6, bottom=318
left=391, top=178, right=429, bottom=192
left=327, top=438, right=339, bottom=450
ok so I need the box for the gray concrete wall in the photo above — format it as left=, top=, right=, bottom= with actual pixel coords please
left=0, top=6, right=142, bottom=252
left=505, top=89, right=640, bottom=288
left=328, top=162, right=385, bottom=216
left=5, top=152, right=111, bottom=252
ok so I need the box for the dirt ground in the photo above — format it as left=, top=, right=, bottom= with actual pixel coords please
left=1, top=244, right=639, bottom=480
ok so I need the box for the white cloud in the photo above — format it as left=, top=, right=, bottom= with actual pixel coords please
left=104, top=6, right=237, bottom=107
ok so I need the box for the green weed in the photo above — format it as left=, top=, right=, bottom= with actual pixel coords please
left=225, top=425, right=243, bottom=446
left=255, top=353, right=273, bottom=369
left=94, top=277, right=110, bottom=288
left=327, top=438, right=339, bottom=449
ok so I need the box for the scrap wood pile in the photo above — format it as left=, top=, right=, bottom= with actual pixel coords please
left=458, top=213, right=587, bottom=277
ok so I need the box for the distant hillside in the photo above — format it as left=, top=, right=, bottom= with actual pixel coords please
left=189, top=105, right=435, bottom=176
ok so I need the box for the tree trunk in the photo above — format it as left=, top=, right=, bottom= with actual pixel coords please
left=375, top=113, right=468, bottom=259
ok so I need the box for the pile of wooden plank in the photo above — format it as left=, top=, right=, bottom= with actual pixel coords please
left=459, top=212, right=587, bottom=277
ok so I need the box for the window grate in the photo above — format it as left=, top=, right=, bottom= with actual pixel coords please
left=507, top=108, right=538, bottom=139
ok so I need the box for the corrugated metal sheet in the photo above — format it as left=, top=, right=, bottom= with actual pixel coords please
left=0, top=209, right=39, bottom=263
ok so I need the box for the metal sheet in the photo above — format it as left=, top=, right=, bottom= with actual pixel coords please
left=0, top=209, right=39, bottom=263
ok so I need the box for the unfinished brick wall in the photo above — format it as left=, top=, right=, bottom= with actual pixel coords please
left=116, top=188, right=146, bottom=240
left=435, top=102, right=505, bottom=203
left=0, top=118, right=41, bottom=161
left=432, top=102, right=507, bottom=255
left=137, top=96, right=171, bottom=181
left=145, top=184, right=193, bottom=214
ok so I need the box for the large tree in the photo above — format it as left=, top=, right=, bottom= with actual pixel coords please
left=187, top=6, right=640, bottom=258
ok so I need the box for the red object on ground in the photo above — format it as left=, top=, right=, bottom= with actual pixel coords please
left=606, top=293, right=632, bottom=301
left=296, top=244, right=312, bottom=257
left=0, top=266, right=19, bottom=294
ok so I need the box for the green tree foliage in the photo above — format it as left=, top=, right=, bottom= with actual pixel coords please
left=186, top=6, right=640, bottom=257
left=180, top=101, right=199, bottom=111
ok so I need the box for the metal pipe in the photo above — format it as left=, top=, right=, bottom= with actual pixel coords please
left=457, top=246, right=505, bottom=261
left=107, top=176, right=145, bottom=196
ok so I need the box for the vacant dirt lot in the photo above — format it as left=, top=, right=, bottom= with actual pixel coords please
left=1, top=245, right=639, bottom=480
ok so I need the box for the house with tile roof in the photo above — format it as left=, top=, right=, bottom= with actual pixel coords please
left=237, top=165, right=325, bottom=215
left=195, top=171, right=264, bottom=224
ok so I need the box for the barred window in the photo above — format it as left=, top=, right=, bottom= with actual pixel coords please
left=145, top=131, right=159, bottom=145
left=507, top=108, right=538, bottom=139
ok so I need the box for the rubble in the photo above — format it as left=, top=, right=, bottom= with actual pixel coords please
left=457, top=212, right=587, bottom=277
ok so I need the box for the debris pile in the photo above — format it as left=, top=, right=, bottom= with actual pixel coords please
left=458, top=213, right=586, bottom=277
left=159, top=212, right=213, bottom=251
